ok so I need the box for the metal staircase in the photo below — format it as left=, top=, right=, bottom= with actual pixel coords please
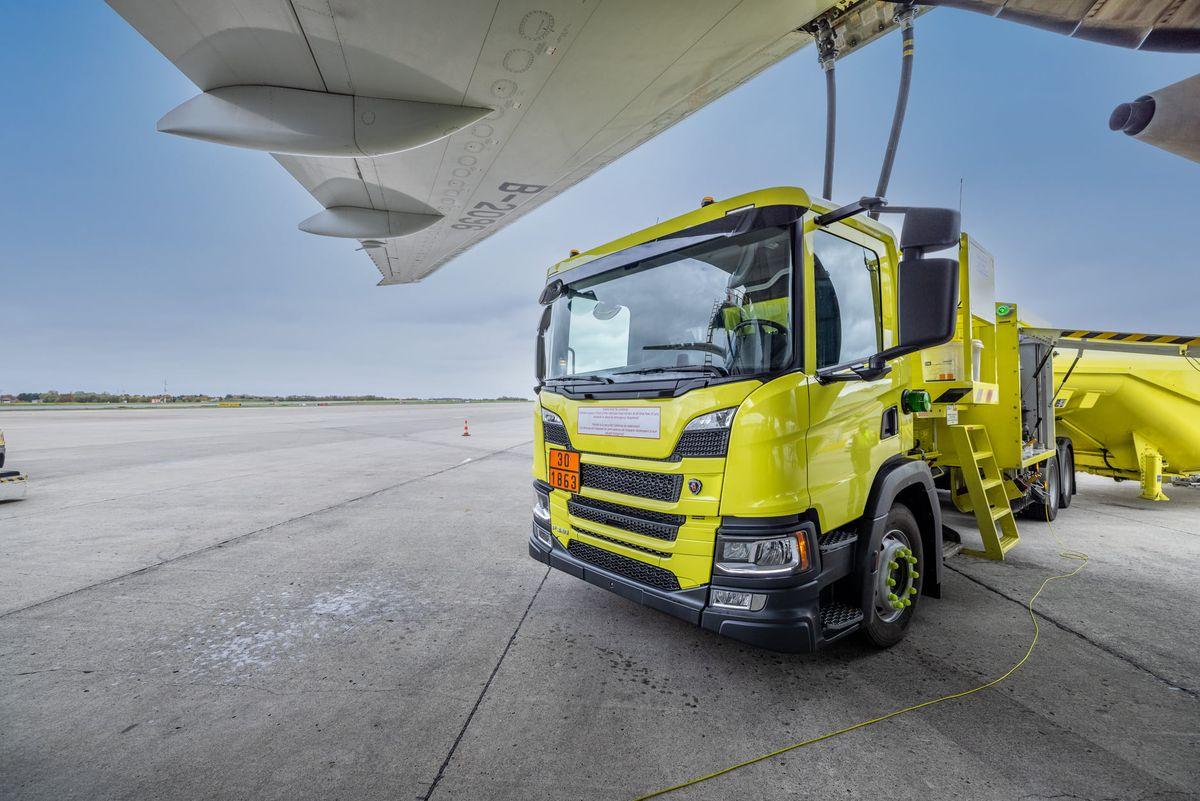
left=949, top=424, right=1020, bottom=560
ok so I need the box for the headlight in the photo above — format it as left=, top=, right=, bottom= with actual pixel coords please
left=533, top=488, right=550, bottom=524
left=683, top=407, right=736, bottom=431
left=715, top=532, right=810, bottom=576
left=541, top=408, right=564, bottom=426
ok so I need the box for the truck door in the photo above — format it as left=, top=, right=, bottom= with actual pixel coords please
left=804, top=225, right=906, bottom=532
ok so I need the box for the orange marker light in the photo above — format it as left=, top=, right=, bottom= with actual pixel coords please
left=794, top=532, right=810, bottom=572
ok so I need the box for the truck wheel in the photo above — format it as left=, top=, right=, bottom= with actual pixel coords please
left=1026, top=456, right=1060, bottom=522
left=1059, top=445, right=1074, bottom=509
left=863, top=504, right=924, bottom=649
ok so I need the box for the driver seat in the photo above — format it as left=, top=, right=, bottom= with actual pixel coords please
left=728, top=324, right=789, bottom=374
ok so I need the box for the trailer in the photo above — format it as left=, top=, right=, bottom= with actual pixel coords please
left=1040, top=337, right=1200, bottom=501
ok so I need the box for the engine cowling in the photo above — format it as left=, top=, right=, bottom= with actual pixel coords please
left=1110, top=74, right=1200, bottom=164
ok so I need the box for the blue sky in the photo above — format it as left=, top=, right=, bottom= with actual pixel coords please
left=2, top=3, right=1197, bottom=398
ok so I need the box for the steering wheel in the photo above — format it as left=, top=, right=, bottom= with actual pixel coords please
left=731, top=318, right=788, bottom=338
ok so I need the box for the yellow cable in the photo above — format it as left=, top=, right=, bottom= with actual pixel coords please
left=633, top=479, right=1086, bottom=801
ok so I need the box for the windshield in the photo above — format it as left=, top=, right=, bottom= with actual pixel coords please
left=545, top=226, right=793, bottom=382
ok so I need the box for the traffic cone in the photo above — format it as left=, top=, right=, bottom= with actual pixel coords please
left=462, top=419, right=471, bottom=437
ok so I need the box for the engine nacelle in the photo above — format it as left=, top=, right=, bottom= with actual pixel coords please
left=1110, top=74, right=1200, bottom=164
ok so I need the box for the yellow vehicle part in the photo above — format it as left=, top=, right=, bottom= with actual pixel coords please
left=1055, top=351, right=1200, bottom=500
left=535, top=186, right=912, bottom=589
left=547, top=187, right=813, bottom=278
left=536, top=381, right=761, bottom=590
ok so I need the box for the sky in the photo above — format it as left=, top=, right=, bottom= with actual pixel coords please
left=2, top=3, right=1197, bottom=398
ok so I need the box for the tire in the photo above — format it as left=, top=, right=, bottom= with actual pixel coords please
left=1059, top=445, right=1074, bottom=509
left=862, top=503, right=924, bottom=649
left=1025, top=455, right=1060, bottom=522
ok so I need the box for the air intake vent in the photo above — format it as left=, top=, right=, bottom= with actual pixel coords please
left=580, top=464, right=682, bottom=502
left=672, top=429, right=730, bottom=459
left=568, top=496, right=682, bottom=542
left=573, top=526, right=671, bottom=559
left=542, top=420, right=571, bottom=448
left=567, top=540, right=680, bottom=591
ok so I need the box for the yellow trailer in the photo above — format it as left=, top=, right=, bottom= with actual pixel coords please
left=1036, top=335, right=1200, bottom=501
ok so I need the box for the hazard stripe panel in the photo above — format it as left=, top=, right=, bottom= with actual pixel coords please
left=1058, top=330, right=1200, bottom=347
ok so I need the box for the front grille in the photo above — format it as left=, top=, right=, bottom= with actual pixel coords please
left=573, top=526, right=671, bottom=558
left=542, top=421, right=571, bottom=447
left=580, top=463, right=682, bottom=502
left=672, top=429, right=730, bottom=458
left=567, top=540, right=681, bottom=591
left=567, top=496, right=683, bottom=542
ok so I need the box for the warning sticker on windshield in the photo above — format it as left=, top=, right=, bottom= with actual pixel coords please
left=578, top=407, right=661, bottom=439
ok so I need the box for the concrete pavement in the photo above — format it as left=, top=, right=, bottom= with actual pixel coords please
left=1, top=404, right=1196, bottom=800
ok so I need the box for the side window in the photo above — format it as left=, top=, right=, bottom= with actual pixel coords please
left=812, top=230, right=882, bottom=369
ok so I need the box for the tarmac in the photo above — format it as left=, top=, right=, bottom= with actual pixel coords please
left=1, top=403, right=1196, bottom=800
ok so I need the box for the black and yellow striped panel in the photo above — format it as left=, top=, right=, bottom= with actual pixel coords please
left=1057, top=330, right=1200, bottom=348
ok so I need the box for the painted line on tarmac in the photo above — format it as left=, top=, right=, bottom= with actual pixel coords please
left=0, top=439, right=533, bottom=620
left=946, top=564, right=1198, bottom=699
left=421, top=566, right=550, bottom=801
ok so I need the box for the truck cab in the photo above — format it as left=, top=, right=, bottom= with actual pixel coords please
left=528, top=187, right=961, bottom=652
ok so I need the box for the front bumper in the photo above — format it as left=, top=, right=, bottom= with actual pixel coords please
left=529, top=520, right=856, bottom=653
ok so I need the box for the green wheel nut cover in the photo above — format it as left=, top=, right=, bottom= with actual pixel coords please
left=887, top=577, right=896, bottom=587
left=888, top=560, right=899, bottom=570
left=911, top=571, right=919, bottom=579
left=908, top=587, right=917, bottom=596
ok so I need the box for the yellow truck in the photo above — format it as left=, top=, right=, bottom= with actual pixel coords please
left=527, top=185, right=1192, bottom=652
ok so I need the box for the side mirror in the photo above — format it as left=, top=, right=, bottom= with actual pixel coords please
left=881, top=256, right=959, bottom=360
left=899, top=208, right=961, bottom=256
left=535, top=305, right=552, bottom=383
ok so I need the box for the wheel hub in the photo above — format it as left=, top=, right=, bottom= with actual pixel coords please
left=874, top=530, right=919, bottom=624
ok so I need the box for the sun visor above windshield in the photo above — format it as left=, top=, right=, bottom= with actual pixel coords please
left=553, top=204, right=806, bottom=290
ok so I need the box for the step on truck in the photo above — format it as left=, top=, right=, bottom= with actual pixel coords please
left=526, top=186, right=1164, bottom=652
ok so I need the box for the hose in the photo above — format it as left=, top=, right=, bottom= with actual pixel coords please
left=823, top=62, right=836, bottom=200
left=871, top=9, right=915, bottom=219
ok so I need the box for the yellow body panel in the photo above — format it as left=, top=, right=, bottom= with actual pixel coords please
left=799, top=212, right=908, bottom=532
left=950, top=306, right=1026, bottom=470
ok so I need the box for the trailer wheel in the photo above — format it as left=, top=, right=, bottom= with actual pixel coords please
left=1059, top=444, right=1075, bottom=509
left=1026, top=456, right=1060, bottom=522
left=862, top=503, right=924, bottom=649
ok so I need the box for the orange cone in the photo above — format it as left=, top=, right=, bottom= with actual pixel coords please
left=462, top=419, right=471, bottom=437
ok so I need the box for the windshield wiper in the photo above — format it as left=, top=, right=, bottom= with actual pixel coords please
left=614, top=364, right=730, bottom=377
left=642, top=342, right=726, bottom=356
left=544, top=374, right=615, bottom=385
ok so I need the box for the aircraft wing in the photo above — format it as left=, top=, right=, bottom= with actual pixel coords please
left=918, top=1, right=1200, bottom=51
left=108, top=0, right=844, bottom=285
